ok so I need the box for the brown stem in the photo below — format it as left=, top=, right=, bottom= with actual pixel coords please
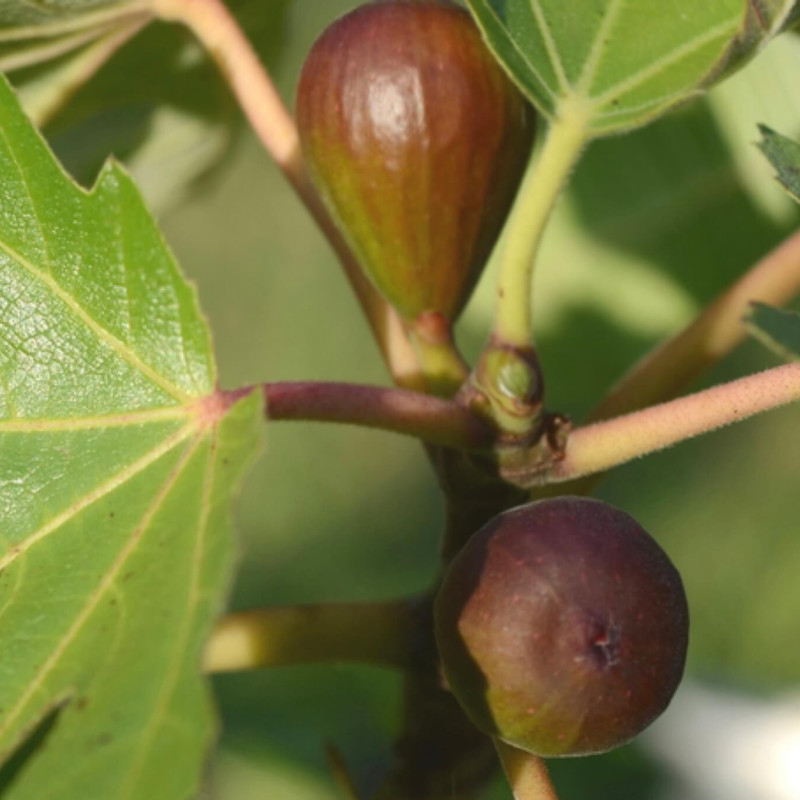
left=590, top=227, right=800, bottom=423
left=235, top=382, right=494, bottom=450
left=150, top=0, right=422, bottom=388
left=495, top=740, right=559, bottom=800
left=550, top=363, right=800, bottom=483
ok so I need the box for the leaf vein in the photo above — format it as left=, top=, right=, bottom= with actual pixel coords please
left=475, top=1, right=558, bottom=103
left=0, top=234, right=189, bottom=403
left=528, top=0, right=570, bottom=92
left=118, top=426, right=216, bottom=798
left=591, top=18, right=739, bottom=109
left=575, top=0, right=626, bottom=94
left=0, top=423, right=195, bottom=576
left=0, top=405, right=191, bottom=432
left=0, top=430, right=204, bottom=740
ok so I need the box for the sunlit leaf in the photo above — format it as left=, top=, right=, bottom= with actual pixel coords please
left=465, top=0, right=800, bottom=135
left=0, top=72, right=263, bottom=798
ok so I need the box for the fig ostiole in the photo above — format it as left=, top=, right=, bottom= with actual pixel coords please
left=296, top=0, right=535, bottom=323
left=434, top=497, right=689, bottom=757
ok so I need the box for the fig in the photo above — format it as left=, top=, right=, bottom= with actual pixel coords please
left=296, top=0, right=534, bottom=322
left=434, top=497, right=689, bottom=757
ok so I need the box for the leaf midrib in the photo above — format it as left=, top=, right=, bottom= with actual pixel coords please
left=0, top=406, right=191, bottom=432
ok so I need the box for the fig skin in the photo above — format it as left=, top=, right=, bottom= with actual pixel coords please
left=296, top=0, right=535, bottom=322
left=434, top=497, right=689, bottom=757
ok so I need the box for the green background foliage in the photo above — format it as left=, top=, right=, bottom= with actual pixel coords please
left=3, top=0, right=800, bottom=797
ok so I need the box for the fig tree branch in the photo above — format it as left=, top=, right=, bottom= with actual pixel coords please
left=495, top=739, right=560, bottom=800
left=150, top=0, right=423, bottom=389
left=233, top=381, right=494, bottom=450
left=204, top=600, right=419, bottom=673
left=589, top=226, right=800, bottom=422
left=493, top=100, right=589, bottom=348
left=550, top=362, right=800, bottom=483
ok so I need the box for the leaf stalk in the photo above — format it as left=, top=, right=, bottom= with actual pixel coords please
left=204, top=600, right=420, bottom=673
left=241, top=381, right=494, bottom=451
left=493, top=100, right=590, bottom=348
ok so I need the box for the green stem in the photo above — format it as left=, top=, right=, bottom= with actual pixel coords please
left=495, top=739, right=559, bottom=800
left=493, top=101, right=590, bottom=347
left=550, top=362, right=800, bottom=483
left=407, top=314, right=470, bottom=398
left=204, top=600, right=420, bottom=673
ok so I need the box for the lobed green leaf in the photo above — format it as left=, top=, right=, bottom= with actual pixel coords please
left=0, top=72, right=263, bottom=799
left=465, top=0, right=800, bottom=136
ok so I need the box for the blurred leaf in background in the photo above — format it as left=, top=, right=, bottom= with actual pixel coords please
left=3, top=0, right=290, bottom=211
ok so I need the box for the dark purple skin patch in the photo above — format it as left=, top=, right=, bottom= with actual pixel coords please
left=434, top=497, right=689, bottom=757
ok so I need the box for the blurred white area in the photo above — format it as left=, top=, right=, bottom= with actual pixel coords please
left=643, top=681, right=800, bottom=800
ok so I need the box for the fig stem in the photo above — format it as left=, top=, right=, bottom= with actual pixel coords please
left=493, top=101, right=590, bottom=348
left=588, top=225, right=800, bottom=423
left=233, top=381, right=494, bottom=451
left=204, top=600, right=419, bottom=673
left=408, top=315, right=470, bottom=398
left=494, top=739, right=560, bottom=800
left=150, top=0, right=423, bottom=389
left=550, top=362, right=800, bottom=482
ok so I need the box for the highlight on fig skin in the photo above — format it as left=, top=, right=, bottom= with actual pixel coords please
left=434, top=497, right=689, bottom=757
left=295, top=0, right=535, bottom=323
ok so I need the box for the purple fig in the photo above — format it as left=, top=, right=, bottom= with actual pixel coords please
left=296, top=0, right=534, bottom=322
left=434, top=497, right=689, bottom=757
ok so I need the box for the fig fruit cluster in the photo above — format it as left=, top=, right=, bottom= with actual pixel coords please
left=434, top=497, right=689, bottom=757
left=296, top=0, right=534, bottom=323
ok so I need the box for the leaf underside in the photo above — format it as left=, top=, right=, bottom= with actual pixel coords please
left=465, top=0, right=800, bottom=135
left=0, top=72, right=262, bottom=800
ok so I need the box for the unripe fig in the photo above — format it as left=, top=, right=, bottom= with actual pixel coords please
left=434, top=497, right=689, bottom=757
left=296, top=0, right=534, bottom=321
